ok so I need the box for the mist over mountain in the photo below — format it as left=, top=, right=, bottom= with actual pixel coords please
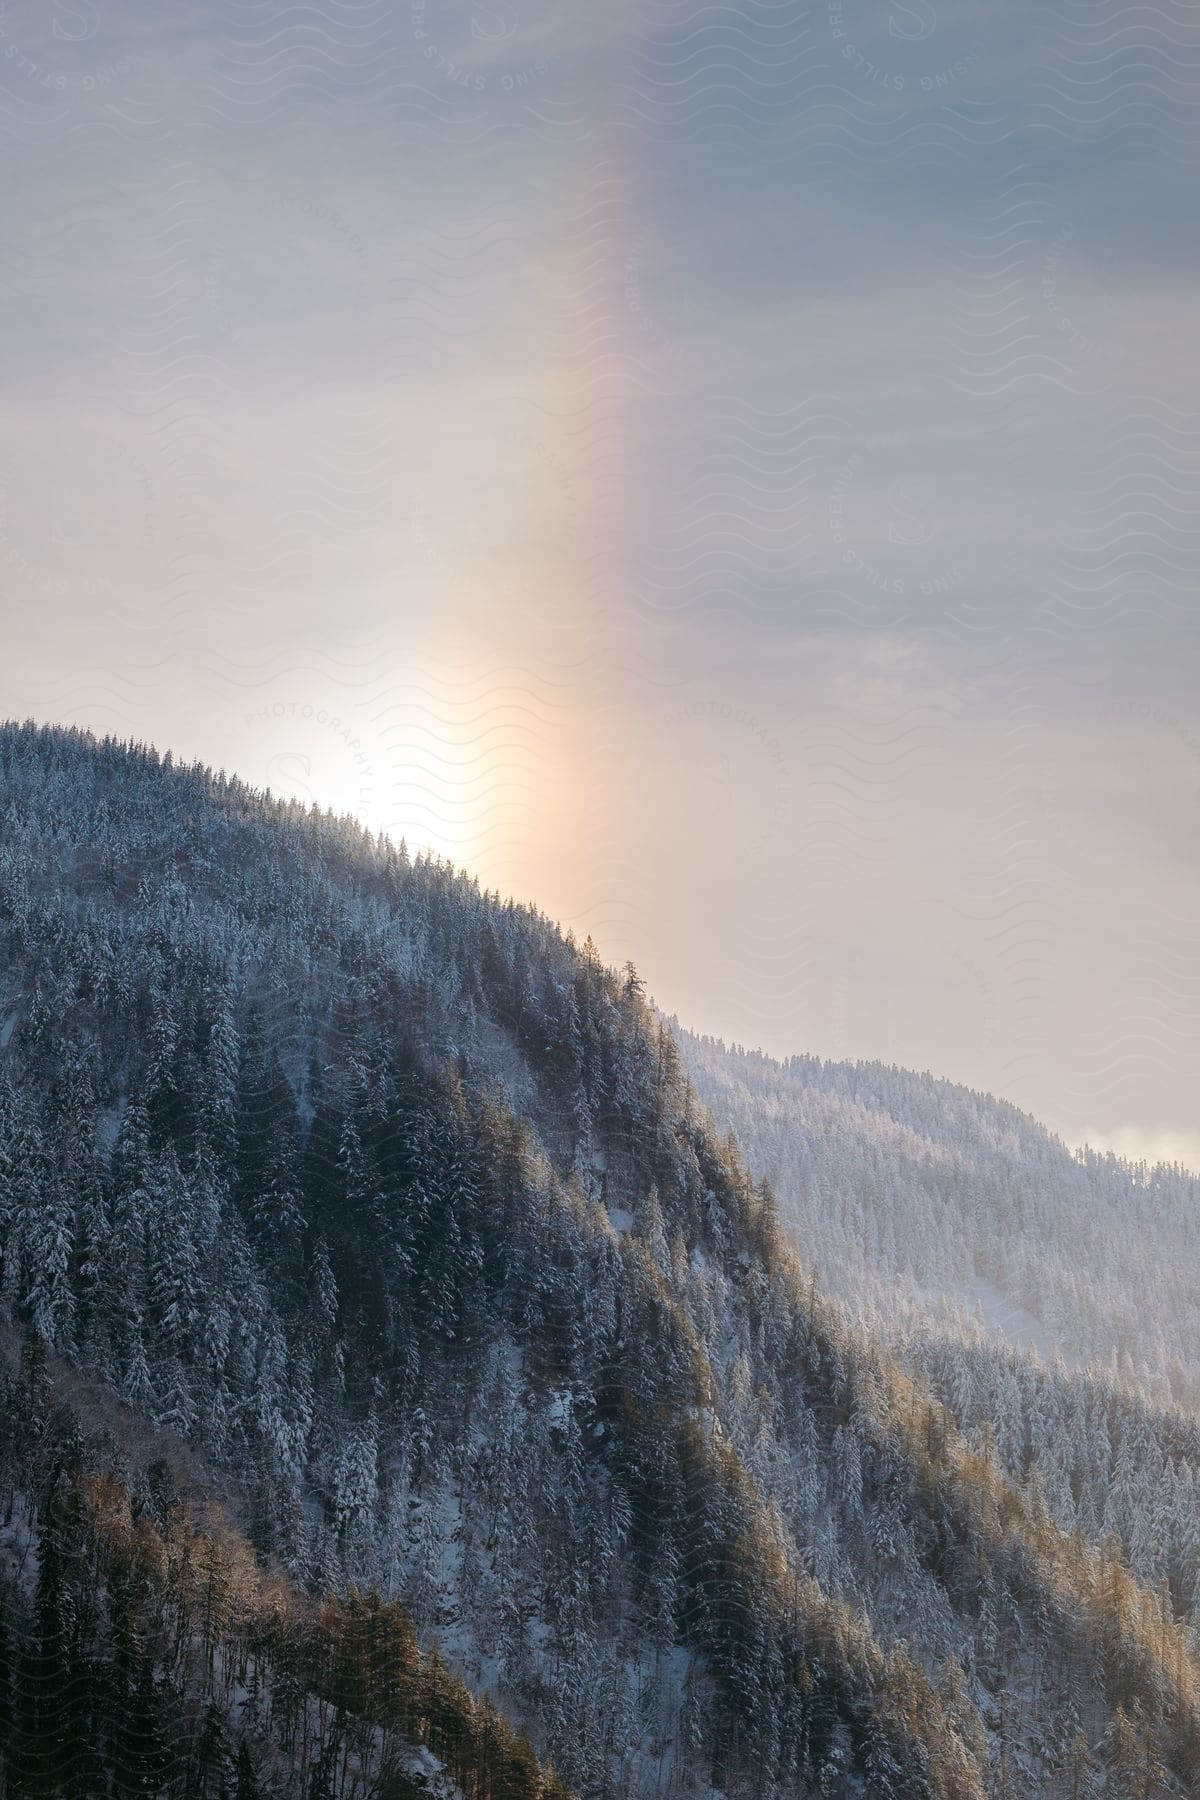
left=0, top=722, right=1198, bottom=1798
left=677, top=1034, right=1200, bottom=1408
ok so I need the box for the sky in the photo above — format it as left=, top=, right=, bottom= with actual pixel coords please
left=2, top=0, right=1199, bottom=1164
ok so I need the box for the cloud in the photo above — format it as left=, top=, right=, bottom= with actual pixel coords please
left=0, top=0, right=1196, bottom=1152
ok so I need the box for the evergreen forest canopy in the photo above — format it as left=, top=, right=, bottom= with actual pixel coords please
left=680, top=1036, right=1200, bottom=1717
left=0, top=720, right=1197, bottom=1797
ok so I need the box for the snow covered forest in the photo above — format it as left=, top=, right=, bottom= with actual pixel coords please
left=681, top=1038, right=1200, bottom=1683
left=1, top=722, right=1199, bottom=1796
left=678, top=1038, right=1200, bottom=1408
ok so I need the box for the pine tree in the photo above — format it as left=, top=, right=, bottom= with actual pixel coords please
left=0, top=1597, right=12, bottom=1779
left=193, top=1698, right=230, bottom=1797
left=15, top=1492, right=74, bottom=1790
left=236, top=1736, right=264, bottom=1799
left=24, top=1171, right=75, bottom=1349
left=1059, top=1729, right=1097, bottom=1799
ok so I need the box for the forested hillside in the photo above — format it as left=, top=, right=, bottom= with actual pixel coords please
left=678, top=1036, right=1200, bottom=1409
left=0, top=722, right=1198, bottom=1797
left=679, top=1034, right=1200, bottom=1709
left=0, top=1329, right=562, bottom=1798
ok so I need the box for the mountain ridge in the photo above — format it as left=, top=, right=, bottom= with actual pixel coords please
left=678, top=1027, right=1200, bottom=1412
left=0, top=720, right=1197, bottom=1796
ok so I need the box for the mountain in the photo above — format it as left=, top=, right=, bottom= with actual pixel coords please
left=677, top=1034, right=1200, bottom=1409
left=0, top=720, right=1199, bottom=1797
left=678, top=1031, right=1200, bottom=1678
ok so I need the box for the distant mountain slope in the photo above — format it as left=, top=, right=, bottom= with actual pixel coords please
left=677, top=1032, right=1200, bottom=1410
left=0, top=722, right=1199, bottom=1797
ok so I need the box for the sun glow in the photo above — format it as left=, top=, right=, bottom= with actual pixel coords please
left=229, top=655, right=589, bottom=900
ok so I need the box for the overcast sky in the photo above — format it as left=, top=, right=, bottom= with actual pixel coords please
left=3, top=0, right=1199, bottom=1162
